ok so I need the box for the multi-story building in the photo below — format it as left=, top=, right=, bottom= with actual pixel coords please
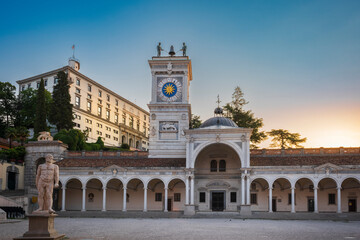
left=16, top=57, right=150, bottom=150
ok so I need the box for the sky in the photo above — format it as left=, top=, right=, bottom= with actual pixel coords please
left=0, top=0, right=359, bottom=148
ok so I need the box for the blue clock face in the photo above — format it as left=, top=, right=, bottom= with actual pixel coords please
left=162, top=82, right=177, bottom=98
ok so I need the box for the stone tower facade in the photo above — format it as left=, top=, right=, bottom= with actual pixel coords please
left=148, top=56, right=193, bottom=158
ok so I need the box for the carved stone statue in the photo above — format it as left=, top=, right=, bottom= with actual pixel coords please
left=34, top=154, right=59, bottom=214
left=37, top=131, right=53, bottom=141
left=157, top=42, right=163, bottom=57
left=181, top=42, right=187, bottom=56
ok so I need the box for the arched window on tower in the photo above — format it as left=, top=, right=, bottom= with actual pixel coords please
left=210, top=160, right=217, bottom=172
left=219, top=160, right=226, bottom=172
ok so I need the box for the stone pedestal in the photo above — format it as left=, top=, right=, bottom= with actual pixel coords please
left=14, top=213, right=65, bottom=240
left=184, top=204, right=196, bottom=216
left=240, top=205, right=252, bottom=216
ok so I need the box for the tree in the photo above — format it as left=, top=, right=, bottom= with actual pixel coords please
left=49, top=71, right=73, bottom=131
left=224, top=86, right=267, bottom=148
left=16, top=126, right=29, bottom=146
left=190, top=114, right=202, bottom=129
left=34, top=79, right=48, bottom=134
left=5, top=127, right=17, bottom=149
left=14, top=87, right=52, bottom=129
left=0, top=82, right=17, bottom=127
left=268, top=129, right=307, bottom=149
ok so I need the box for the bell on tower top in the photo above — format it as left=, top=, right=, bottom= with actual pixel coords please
left=169, top=45, right=176, bottom=56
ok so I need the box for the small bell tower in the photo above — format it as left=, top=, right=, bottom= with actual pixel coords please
left=148, top=43, right=192, bottom=158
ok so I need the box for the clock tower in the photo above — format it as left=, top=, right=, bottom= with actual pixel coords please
left=148, top=53, right=192, bottom=158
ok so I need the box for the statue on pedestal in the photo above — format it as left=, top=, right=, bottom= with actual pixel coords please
left=181, top=42, right=187, bottom=56
left=157, top=42, right=163, bottom=57
left=34, top=154, right=59, bottom=214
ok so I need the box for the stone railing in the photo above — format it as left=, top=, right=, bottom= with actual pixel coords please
left=250, top=147, right=360, bottom=156
left=65, top=150, right=149, bottom=158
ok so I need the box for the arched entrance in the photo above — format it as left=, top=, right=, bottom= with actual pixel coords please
left=126, top=178, right=144, bottom=211
left=65, top=178, right=83, bottom=211
left=317, top=178, right=339, bottom=213
left=6, top=166, right=19, bottom=190
left=147, top=178, right=165, bottom=211
left=250, top=178, right=270, bottom=212
left=106, top=179, right=124, bottom=210
left=341, top=178, right=360, bottom=212
left=294, top=178, right=315, bottom=212
left=194, top=143, right=241, bottom=212
left=272, top=178, right=292, bottom=212
left=85, top=178, right=103, bottom=211
left=167, top=179, right=186, bottom=211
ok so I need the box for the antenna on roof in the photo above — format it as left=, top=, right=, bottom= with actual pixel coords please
left=72, top=44, right=75, bottom=58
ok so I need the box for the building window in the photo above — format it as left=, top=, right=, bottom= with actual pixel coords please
left=143, top=125, right=146, bottom=135
left=87, top=94, right=92, bottom=99
left=87, top=101, right=91, bottom=111
left=28, top=83, right=31, bottom=89
left=114, top=136, right=118, bottom=141
left=98, top=90, right=102, bottom=97
left=328, top=193, right=336, bottom=205
left=113, top=129, right=119, bottom=134
left=36, top=82, right=40, bottom=89
left=105, top=134, right=110, bottom=138
left=230, top=192, right=237, bottom=203
left=85, top=127, right=92, bottom=132
left=210, top=160, right=217, bottom=172
left=88, top=85, right=92, bottom=92
left=96, top=123, right=103, bottom=128
left=115, top=99, right=118, bottom=106
left=106, top=110, right=110, bottom=120
left=54, top=77, right=58, bottom=84
left=21, top=85, right=25, bottom=91
left=174, top=193, right=181, bottom=202
left=122, top=113, right=126, bottom=124
left=115, top=107, right=118, bottom=112
left=137, top=120, right=140, bottom=131
left=44, top=79, right=48, bottom=87
left=98, top=106, right=102, bottom=117
left=106, top=103, right=110, bottom=109
left=219, top=160, right=226, bottom=172
left=76, top=88, right=81, bottom=94
left=129, top=116, right=134, bottom=128
left=144, top=115, right=146, bottom=121
left=98, top=99, right=102, bottom=104
left=114, top=114, right=118, bottom=124
left=96, top=131, right=102, bottom=136
left=106, top=126, right=111, bottom=131
left=76, top=78, right=80, bottom=86
left=250, top=194, right=257, bottom=204
left=106, top=95, right=110, bottom=101
left=199, top=192, right=206, bottom=203
left=73, top=114, right=81, bottom=120
left=85, top=118, right=92, bottom=124
left=75, top=96, right=80, bottom=107
left=155, top=193, right=162, bottom=202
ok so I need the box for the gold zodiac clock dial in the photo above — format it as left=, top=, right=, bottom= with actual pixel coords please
left=158, top=78, right=182, bottom=102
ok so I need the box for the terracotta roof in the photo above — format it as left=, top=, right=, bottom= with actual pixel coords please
left=57, top=157, right=186, bottom=168
left=250, top=155, right=360, bottom=166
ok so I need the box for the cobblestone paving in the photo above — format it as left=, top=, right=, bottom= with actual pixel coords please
left=1, top=218, right=360, bottom=240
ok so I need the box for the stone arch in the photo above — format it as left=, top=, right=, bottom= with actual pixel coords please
left=167, top=178, right=186, bottom=211
left=136, top=141, right=140, bottom=149
left=126, top=178, right=145, bottom=211
left=191, top=141, right=244, bottom=169
left=294, top=176, right=315, bottom=189
left=293, top=178, right=316, bottom=212
left=65, top=178, right=83, bottom=211
left=63, top=176, right=84, bottom=188
left=341, top=176, right=360, bottom=187
left=121, top=135, right=126, bottom=144
left=106, top=178, right=124, bottom=211
left=125, top=177, right=145, bottom=189
left=316, top=176, right=340, bottom=189
left=269, top=176, right=293, bottom=189
left=104, top=177, right=124, bottom=187
left=6, top=165, right=19, bottom=190
left=85, top=178, right=104, bottom=211
left=147, top=178, right=166, bottom=191
left=250, top=177, right=270, bottom=190
left=85, top=177, right=105, bottom=187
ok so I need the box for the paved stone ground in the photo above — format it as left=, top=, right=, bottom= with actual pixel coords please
left=1, top=218, right=360, bottom=240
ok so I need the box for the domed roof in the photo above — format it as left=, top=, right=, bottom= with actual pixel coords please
left=199, top=116, right=238, bottom=129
